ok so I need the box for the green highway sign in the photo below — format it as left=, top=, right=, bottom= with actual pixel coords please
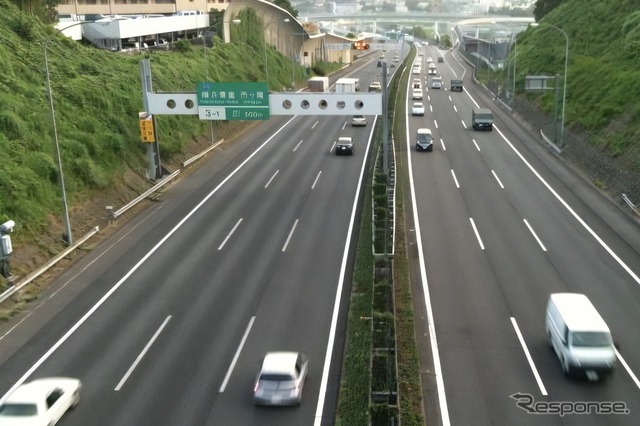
left=197, top=82, right=269, bottom=107
left=198, top=106, right=270, bottom=121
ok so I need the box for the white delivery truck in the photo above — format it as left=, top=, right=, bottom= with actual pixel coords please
left=546, top=293, right=616, bottom=380
left=335, top=77, right=358, bottom=93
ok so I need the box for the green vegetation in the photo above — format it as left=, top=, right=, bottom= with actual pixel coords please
left=507, top=0, right=640, bottom=159
left=0, top=0, right=312, bottom=243
left=337, top=46, right=424, bottom=425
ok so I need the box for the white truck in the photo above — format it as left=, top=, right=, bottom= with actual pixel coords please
left=307, top=76, right=329, bottom=92
left=335, top=77, right=359, bottom=93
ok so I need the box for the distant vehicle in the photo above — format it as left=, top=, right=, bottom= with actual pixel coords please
left=392, top=55, right=400, bottom=63
left=546, top=293, right=616, bottom=379
left=426, top=57, right=433, bottom=63
left=471, top=108, right=493, bottom=130
left=368, top=81, right=382, bottom=92
left=412, top=67, right=421, bottom=75
left=0, top=377, right=81, bottom=426
left=176, top=10, right=204, bottom=16
left=428, top=63, right=437, bottom=69
left=351, top=115, right=367, bottom=127
left=412, top=79, right=421, bottom=90
left=308, top=76, right=329, bottom=92
left=416, top=128, right=433, bottom=151
left=450, top=79, right=463, bottom=92
left=335, top=77, right=358, bottom=93
left=431, top=77, right=443, bottom=89
left=412, top=90, right=423, bottom=100
left=437, top=56, right=444, bottom=63
left=253, top=352, right=309, bottom=405
left=428, top=68, right=437, bottom=75
left=335, top=136, right=355, bottom=155
left=411, top=102, right=425, bottom=116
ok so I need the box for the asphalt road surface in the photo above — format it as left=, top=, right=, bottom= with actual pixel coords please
left=408, top=44, right=640, bottom=425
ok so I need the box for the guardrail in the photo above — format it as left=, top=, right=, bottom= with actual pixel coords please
left=110, top=138, right=224, bottom=219
left=622, top=193, right=640, bottom=217
left=0, top=226, right=100, bottom=304
left=1, top=138, right=225, bottom=305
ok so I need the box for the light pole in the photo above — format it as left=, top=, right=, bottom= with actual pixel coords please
left=530, top=22, right=569, bottom=147
left=44, top=43, right=72, bottom=245
left=283, top=18, right=295, bottom=87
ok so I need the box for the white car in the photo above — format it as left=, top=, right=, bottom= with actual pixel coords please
left=253, top=352, right=309, bottom=406
left=0, top=377, right=81, bottom=425
left=411, top=102, right=425, bottom=116
left=351, top=115, right=367, bottom=127
left=428, top=68, right=437, bottom=75
left=412, top=90, right=423, bottom=100
left=426, top=57, right=434, bottom=63
left=412, top=67, right=421, bottom=75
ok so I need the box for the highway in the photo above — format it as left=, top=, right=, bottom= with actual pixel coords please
left=407, top=43, right=640, bottom=424
left=0, top=49, right=402, bottom=424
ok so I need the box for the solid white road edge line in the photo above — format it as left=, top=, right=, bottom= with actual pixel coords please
left=510, top=317, right=548, bottom=396
left=404, top=88, right=451, bottom=425
left=115, top=315, right=172, bottom=391
left=614, top=347, right=640, bottom=390
left=0, top=115, right=299, bottom=405
left=219, top=316, right=255, bottom=393
left=313, top=115, right=380, bottom=426
left=493, top=124, right=640, bottom=286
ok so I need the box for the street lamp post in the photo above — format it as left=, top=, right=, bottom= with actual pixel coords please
left=283, top=18, right=295, bottom=87
left=42, top=18, right=127, bottom=244
left=44, top=44, right=72, bottom=244
left=531, top=22, right=569, bottom=147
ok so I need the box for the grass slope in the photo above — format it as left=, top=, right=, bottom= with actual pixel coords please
left=514, top=0, right=640, bottom=157
left=0, top=0, right=308, bottom=242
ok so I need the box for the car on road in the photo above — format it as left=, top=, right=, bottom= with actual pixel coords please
left=335, top=136, right=355, bottom=155
left=416, top=128, right=433, bottom=151
left=412, top=67, right=421, bottom=75
left=253, top=352, right=309, bottom=406
left=368, top=81, right=382, bottom=92
left=351, top=115, right=367, bottom=127
left=412, top=90, right=423, bottom=100
left=431, top=77, right=443, bottom=89
left=0, top=377, right=81, bottom=426
left=428, top=68, right=437, bottom=75
left=437, top=56, right=444, bottom=63
left=411, top=102, right=425, bottom=116
left=426, top=57, right=433, bottom=63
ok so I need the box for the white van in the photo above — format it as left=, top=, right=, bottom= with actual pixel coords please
left=545, top=293, right=616, bottom=379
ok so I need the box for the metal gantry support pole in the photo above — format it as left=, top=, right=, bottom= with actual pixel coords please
left=382, top=61, right=389, bottom=176
left=140, top=59, right=162, bottom=180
